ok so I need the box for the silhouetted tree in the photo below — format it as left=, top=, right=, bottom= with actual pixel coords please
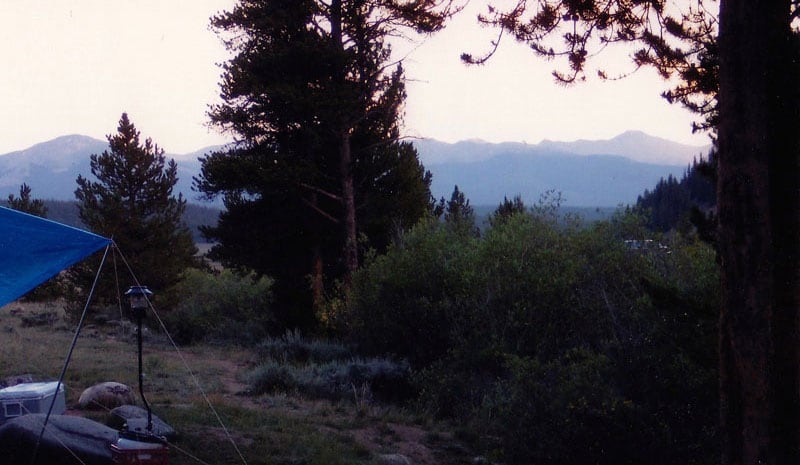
left=444, top=185, right=477, bottom=235
left=356, top=141, right=435, bottom=253
left=489, top=195, right=526, bottom=227
left=74, top=113, right=197, bottom=304
left=7, top=183, right=47, bottom=217
left=715, top=9, right=799, bottom=465
left=464, top=1, right=720, bottom=132
left=198, top=0, right=456, bottom=327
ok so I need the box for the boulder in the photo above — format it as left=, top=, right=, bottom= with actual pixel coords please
left=78, top=382, right=136, bottom=410
left=108, top=405, right=177, bottom=440
left=0, top=414, right=118, bottom=465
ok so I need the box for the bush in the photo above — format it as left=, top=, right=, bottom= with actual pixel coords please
left=248, top=360, right=298, bottom=394
left=345, top=218, right=479, bottom=366
left=162, top=268, right=274, bottom=345
left=345, top=209, right=719, bottom=464
left=256, top=330, right=353, bottom=365
left=249, top=332, right=413, bottom=403
left=248, top=357, right=414, bottom=404
left=477, top=350, right=658, bottom=465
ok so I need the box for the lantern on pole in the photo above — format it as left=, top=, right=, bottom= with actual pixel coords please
left=111, top=285, right=169, bottom=464
left=125, top=285, right=152, bottom=320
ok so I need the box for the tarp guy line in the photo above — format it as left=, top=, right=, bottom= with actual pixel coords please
left=31, top=245, right=111, bottom=465
left=114, top=245, right=249, bottom=465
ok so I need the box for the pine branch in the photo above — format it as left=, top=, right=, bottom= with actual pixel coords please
left=301, top=197, right=340, bottom=224
left=298, top=182, right=343, bottom=202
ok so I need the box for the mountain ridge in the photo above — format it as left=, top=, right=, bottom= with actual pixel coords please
left=0, top=132, right=710, bottom=208
left=415, top=130, right=709, bottom=167
left=0, top=135, right=218, bottom=204
left=538, top=130, right=709, bottom=165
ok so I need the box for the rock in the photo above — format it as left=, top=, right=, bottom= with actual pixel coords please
left=0, top=413, right=118, bottom=465
left=375, top=453, right=412, bottom=465
left=78, top=382, right=136, bottom=410
left=108, top=405, right=177, bottom=440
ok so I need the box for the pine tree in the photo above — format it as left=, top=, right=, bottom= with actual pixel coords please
left=74, top=113, right=196, bottom=303
left=7, top=183, right=47, bottom=217
left=636, top=150, right=717, bottom=236
left=489, top=195, right=526, bottom=227
left=197, top=0, right=455, bottom=327
left=444, top=185, right=477, bottom=236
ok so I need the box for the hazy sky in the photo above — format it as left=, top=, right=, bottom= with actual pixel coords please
left=0, top=1, right=711, bottom=155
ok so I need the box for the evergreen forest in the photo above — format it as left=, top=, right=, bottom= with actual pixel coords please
left=3, top=1, right=798, bottom=464
left=635, top=151, right=717, bottom=240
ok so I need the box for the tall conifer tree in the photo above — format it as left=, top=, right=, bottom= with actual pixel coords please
left=197, top=1, right=457, bottom=328
left=75, top=113, right=196, bottom=302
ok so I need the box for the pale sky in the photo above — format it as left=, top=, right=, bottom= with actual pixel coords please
left=0, top=1, right=711, bottom=156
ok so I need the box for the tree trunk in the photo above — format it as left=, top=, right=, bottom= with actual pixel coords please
left=339, top=130, right=358, bottom=284
left=717, top=1, right=800, bottom=464
left=310, top=189, right=325, bottom=312
left=330, top=0, right=358, bottom=285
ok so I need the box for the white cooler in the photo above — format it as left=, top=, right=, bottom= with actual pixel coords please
left=0, top=381, right=66, bottom=422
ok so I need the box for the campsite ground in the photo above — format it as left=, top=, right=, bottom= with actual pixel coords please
left=0, top=302, right=475, bottom=465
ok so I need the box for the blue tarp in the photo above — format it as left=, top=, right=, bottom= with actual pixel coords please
left=0, top=206, right=111, bottom=307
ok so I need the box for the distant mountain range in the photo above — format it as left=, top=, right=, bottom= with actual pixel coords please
left=417, top=131, right=709, bottom=206
left=0, top=135, right=219, bottom=205
left=0, top=131, right=710, bottom=208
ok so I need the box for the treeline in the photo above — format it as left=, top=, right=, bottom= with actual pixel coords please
left=635, top=151, right=716, bottom=235
left=39, top=199, right=219, bottom=243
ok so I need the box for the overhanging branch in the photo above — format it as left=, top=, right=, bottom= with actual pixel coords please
left=301, top=197, right=340, bottom=224
left=299, top=182, right=343, bottom=202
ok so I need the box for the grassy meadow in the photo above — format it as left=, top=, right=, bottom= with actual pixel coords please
left=0, top=301, right=472, bottom=465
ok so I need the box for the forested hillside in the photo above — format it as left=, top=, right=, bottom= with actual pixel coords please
left=635, top=151, right=716, bottom=237
left=41, top=200, right=219, bottom=243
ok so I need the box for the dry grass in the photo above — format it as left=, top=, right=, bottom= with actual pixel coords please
left=0, top=301, right=473, bottom=465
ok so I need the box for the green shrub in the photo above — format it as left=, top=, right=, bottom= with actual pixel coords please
left=256, top=330, right=353, bottom=365
left=162, top=268, right=274, bottom=345
left=248, top=357, right=413, bottom=403
left=345, top=218, right=480, bottom=366
left=478, top=350, right=657, bottom=465
left=248, top=360, right=298, bottom=394
left=345, top=209, right=719, bottom=464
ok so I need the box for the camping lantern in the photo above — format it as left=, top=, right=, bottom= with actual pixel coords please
left=117, top=285, right=168, bottom=464
left=124, top=285, right=152, bottom=320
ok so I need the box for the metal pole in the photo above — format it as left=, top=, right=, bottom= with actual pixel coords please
left=136, top=313, right=153, bottom=432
